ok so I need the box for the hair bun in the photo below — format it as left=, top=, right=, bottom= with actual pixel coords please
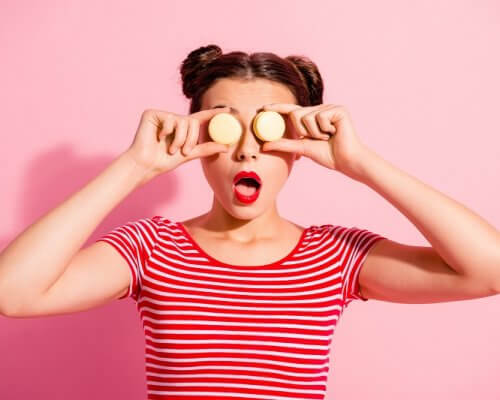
left=286, top=55, right=323, bottom=106
left=181, top=45, right=223, bottom=98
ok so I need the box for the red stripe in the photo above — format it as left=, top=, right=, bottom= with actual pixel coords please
left=95, top=216, right=385, bottom=399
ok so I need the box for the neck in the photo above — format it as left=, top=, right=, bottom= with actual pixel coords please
left=198, top=196, right=287, bottom=244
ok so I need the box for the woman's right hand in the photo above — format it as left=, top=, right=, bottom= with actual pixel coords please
left=124, top=107, right=231, bottom=184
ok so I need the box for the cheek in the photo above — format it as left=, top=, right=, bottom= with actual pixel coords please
left=200, top=157, right=230, bottom=189
left=272, top=151, right=295, bottom=170
left=264, top=157, right=293, bottom=188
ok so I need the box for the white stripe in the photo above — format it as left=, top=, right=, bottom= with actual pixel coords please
left=139, top=296, right=343, bottom=310
left=146, top=337, right=330, bottom=350
left=145, top=353, right=330, bottom=369
left=139, top=307, right=340, bottom=322
left=144, top=344, right=328, bottom=361
left=147, top=390, right=323, bottom=399
left=147, top=372, right=325, bottom=386
left=142, top=317, right=336, bottom=332
left=147, top=382, right=325, bottom=395
left=144, top=327, right=334, bottom=341
left=145, top=363, right=329, bottom=378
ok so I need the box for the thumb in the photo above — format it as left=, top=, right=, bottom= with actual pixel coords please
left=262, top=138, right=306, bottom=156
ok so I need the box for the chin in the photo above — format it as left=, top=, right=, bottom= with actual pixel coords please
left=217, top=197, right=268, bottom=221
left=227, top=202, right=264, bottom=218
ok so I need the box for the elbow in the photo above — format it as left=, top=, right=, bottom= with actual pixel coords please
left=494, top=254, right=500, bottom=294
left=0, top=302, right=14, bottom=318
left=0, top=295, right=25, bottom=318
left=0, top=301, right=17, bottom=318
left=494, top=268, right=500, bottom=295
left=495, top=275, right=500, bottom=295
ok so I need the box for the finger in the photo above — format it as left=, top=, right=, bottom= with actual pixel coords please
left=262, top=103, right=302, bottom=114
left=169, top=118, right=188, bottom=155
left=190, top=106, right=231, bottom=122
left=289, top=110, right=309, bottom=138
left=158, top=113, right=175, bottom=142
left=302, top=111, right=330, bottom=140
left=316, top=111, right=337, bottom=135
left=188, top=141, right=229, bottom=159
left=262, top=138, right=306, bottom=156
left=182, top=118, right=199, bottom=156
left=319, top=105, right=351, bottom=137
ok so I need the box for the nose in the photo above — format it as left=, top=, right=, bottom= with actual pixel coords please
left=234, top=125, right=262, bottom=161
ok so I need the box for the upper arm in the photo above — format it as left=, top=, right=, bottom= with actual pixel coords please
left=359, top=239, right=499, bottom=304
left=8, top=241, right=131, bottom=318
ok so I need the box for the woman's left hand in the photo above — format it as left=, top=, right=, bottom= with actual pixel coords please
left=261, top=103, right=368, bottom=178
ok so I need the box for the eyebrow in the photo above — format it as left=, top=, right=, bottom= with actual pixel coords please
left=212, top=104, right=265, bottom=114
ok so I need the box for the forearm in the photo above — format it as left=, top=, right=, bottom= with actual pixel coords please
left=0, top=151, right=148, bottom=309
left=348, top=146, right=500, bottom=287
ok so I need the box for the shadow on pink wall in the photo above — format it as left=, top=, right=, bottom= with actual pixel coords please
left=0, top=145, right=181, bottom=399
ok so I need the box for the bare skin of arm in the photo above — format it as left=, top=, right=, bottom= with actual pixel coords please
left=0, top=107, right=230, bottom=318
left=0, top=152, right=147, bottom=316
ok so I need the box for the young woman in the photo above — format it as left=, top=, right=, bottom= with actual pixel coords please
left=1, top=44, right=499, bottom=400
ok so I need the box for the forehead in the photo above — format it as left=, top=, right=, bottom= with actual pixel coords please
left=201, top=78, right=297, bottom=110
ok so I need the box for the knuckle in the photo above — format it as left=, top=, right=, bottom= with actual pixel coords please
left=316, top=112, right=328, bottom=122
left=172, top=137, right=183, bottom=146
left=164, top=119, right=174, bottom=133
left=304, top=114, right=316, bottom=125
left=316, top=113, right=330, bottom=127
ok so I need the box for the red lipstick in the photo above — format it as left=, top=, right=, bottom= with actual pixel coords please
left=233, top=171, right=262, bottom=204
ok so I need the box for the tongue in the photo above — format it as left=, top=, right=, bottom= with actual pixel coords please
left=235, top=182, right=257, bottom=196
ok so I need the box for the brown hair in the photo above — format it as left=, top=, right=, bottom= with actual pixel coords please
left=180, top=44, right=324, bottom=114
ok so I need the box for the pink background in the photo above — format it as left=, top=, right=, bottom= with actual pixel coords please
left=1, top=0, right=499, bottom=399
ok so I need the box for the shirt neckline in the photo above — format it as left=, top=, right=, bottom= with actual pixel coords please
left=176, top=221, right=310, bottom=269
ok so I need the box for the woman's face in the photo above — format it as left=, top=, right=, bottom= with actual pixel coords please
left=198, top=77, right=300, bottom=220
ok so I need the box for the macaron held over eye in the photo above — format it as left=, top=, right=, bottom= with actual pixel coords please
left=207, top=113, right=242, bottom=145
left=253, top=110, right=286, bottom=141
left=208, top=111, right=286, bottom=145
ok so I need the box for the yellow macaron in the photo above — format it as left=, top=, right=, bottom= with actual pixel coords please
left=253, top=111, right=285, bottom=142
left=208, top=113, right=243, bottom=145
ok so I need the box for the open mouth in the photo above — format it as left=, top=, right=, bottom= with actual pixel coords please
left=234, top=177, right=261, bottom=196
left=232, top=171, right=262, bottom=204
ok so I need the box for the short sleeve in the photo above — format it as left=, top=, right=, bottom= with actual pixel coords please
left=338, top=226, right=387, bottom=309
left=94, top=216, right=160, bottom=301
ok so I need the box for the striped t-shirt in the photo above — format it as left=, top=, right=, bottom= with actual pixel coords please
left=96, top=215, right=386, bottom=400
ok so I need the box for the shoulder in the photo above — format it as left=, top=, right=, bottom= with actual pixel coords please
left=310, top=224, right=348, bottom=236
left=121, top=215, right=179, bottom=241
left=148, top=215, right=178, bottom=232
left=147, top=215, right=188, bottom=241
left=310, top=224, right=383, bottom=244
